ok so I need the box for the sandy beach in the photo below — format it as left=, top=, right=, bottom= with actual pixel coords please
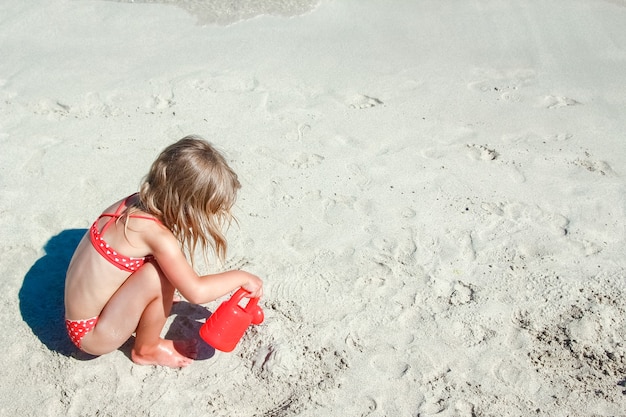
left=1, top=0, right=625, bottom=415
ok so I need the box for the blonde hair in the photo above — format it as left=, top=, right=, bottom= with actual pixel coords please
left=137, top=135, right=240, bottom=263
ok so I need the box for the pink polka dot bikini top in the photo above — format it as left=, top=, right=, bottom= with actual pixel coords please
left=89, top=194, right=162, bottom=272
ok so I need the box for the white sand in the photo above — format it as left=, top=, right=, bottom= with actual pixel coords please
left=1, top=0, right=625, bottom=415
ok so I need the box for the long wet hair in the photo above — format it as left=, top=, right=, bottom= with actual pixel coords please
left=136, top=135, right=241, bottom=263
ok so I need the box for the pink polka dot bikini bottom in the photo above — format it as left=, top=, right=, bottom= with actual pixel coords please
left=65, top=316, right=99, bottom=349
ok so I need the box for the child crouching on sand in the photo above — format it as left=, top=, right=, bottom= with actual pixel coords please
left=64, top=136, right=263, bottom=368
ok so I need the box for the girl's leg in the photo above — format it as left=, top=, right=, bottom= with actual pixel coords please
left=79, top=261, right=197, bottom=368
left=130, top=263, right=197, bottom=367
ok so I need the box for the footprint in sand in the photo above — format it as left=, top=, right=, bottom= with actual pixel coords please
left=466, top=143, right=499, bottom=161
left=422, top=141, right=527, bottom=184
left=321, top=193, right=359, bottom=226
left=490, top=356, right=537, bottom=392
left=348, top=94, right=384, bottom=109
left=146, top=93, right=175, bottom=110
left=474, top=200, right=575, bottom=263
left=449, top=281, right=475, bottom=306
left=189, top=72, right=259, bottom=94
left=290, top=152, right=324, bottom=169
left=346, top=163, right=373, bottom=190
left=540, top=95, right=581, bottom=109
left=420, top=368, right=481, bottom=417
left=419, top=369, right=454, bottom=415
left=422, top=143, right=498, bottom=162
left=572, top=156, right=615, bottom=176
left=111, top=0, right=320, bottom=26
left=479, top=201, right=570, bottom=239
left=29, top=98, right=72, bottom=119
left=282, top=224, right=306, bottom=251
left=467, top=68, right=536, bottom=102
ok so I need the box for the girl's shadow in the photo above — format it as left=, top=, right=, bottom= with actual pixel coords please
left=19, top=228, right=86, bottom=356
left=116, top=300, right=216, bottom=362
left=116, top=302, right=216, bottom=362
left=166, top=301, right=216, bottom=361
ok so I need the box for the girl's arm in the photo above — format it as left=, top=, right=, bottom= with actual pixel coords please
left=147, top=226, right=263, bottom=304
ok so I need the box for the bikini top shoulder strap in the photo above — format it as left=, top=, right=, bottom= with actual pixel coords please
left=96, top=194, right=136, bottom=234
left=97, top=194, right=162, bottom=234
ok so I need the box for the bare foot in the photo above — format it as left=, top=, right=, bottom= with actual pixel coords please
left=131, top=339, right=198, bottom=368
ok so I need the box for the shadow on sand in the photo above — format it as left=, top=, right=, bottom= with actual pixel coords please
left=168, top=301, right=216, bottom=361
left=117, top=301, right=217, bottom=362
left=19, top=228, right=87, bottom=356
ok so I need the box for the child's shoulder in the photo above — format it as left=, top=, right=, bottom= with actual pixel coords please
left=139, top=216, right=176, bottom=249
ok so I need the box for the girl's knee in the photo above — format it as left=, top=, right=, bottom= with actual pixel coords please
left=134, top=261, right=164, bottom=287
left=133, top=261, right=175, bottom=299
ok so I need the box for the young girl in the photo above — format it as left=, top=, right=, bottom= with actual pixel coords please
left=64, top=136, right=263, bottom=368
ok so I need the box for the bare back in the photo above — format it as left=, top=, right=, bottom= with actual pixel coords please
left=64, top=196, right=164, bottom=320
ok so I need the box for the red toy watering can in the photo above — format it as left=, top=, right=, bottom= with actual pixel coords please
left=199, top=288, right=264, bottom=352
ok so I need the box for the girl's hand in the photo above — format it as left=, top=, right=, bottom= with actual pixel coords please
left=241, top=272, right=264, bottom=298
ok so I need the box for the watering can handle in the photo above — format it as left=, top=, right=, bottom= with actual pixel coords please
left=230, top=288, right=260, bottom=309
